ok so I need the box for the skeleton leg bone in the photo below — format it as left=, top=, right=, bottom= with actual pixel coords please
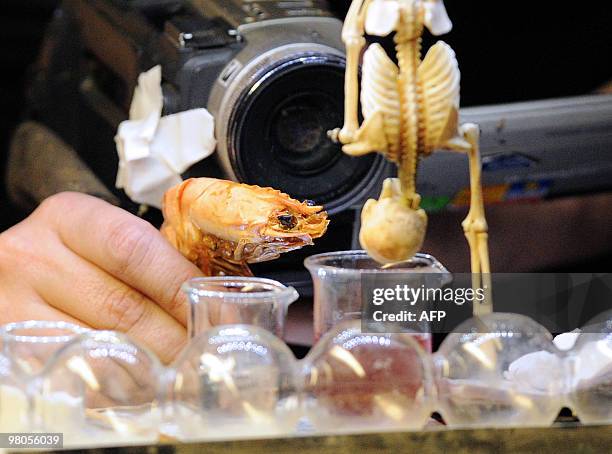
left=329, top=0, right=372, bottom=144
left=457, top=123, right=492, bottom=314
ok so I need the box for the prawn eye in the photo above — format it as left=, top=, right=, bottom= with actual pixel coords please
left=277, top=214, right=297, bottom=229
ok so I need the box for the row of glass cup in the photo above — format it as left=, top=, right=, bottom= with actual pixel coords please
left=0, top=315, right=610, bottom=444
left=0, top=251, right=610, bottom=446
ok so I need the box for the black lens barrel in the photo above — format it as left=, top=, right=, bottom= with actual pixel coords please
left=228, top=54, right=388, bottom=214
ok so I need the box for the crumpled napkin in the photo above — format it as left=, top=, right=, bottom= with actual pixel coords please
left=115, top=65, right=216, bottom=208
left=504, top=329, right=612, bottom=392
left=504, top=350, right=564, bottom=392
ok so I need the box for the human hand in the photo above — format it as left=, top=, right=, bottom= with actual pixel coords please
left=0, top=192, right=203, bottom=363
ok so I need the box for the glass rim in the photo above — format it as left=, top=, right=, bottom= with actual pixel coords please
left=181, top=276, right=299, bottom=302
left=1, top=320, right=90, bottom=344
left=304, top=250, right=449, bottom=275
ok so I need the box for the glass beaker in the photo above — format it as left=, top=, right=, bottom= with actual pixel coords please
left=304, top=250, right=450, bottom=350
left=182, top=277, right=299, bottom=339
left=0, top=320, right=89, bottom=431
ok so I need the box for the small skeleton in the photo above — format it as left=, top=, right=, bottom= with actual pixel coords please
left=330, top=0, right=491, bottom=310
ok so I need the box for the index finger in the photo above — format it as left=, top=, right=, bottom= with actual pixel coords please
left=37, top=192, right=203, bottom=326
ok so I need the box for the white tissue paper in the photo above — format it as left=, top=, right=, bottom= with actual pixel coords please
left=572, top=338, right=612, bottom=384
left=115, top=65, right=216, bottom=208
left=504, top=350, right=564, bottom=392
left=553, top=329, right=581, bottom=351
left=504, top=330, right=585, bottom=392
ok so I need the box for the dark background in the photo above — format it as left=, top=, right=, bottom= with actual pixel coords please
left=0, top=0, right=610, bottom=251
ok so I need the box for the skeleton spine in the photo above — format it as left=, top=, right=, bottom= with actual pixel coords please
left=394, top=5, right=423, bottom=203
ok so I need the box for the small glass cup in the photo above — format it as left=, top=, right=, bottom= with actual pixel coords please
left=301, top=320, right=435, bottom=433
left=435, top=313, right=565, bottom=428
left=183, top=277, right=299, bottom=339
left=304, top=250, right=450, bottom=349
left=0, top=321, right=89, bottom=432
left=566, top=309, right=612, bottom=425
left=168, top=324, right=300, bottom=441
left=43, top=330, right=163, bottom=445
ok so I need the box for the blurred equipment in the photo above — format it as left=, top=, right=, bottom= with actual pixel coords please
left=418, top=95, right=612, bottom=211
left=7, top=122, right=119, bottom=210
left=11, top=0, right=389, bottom=216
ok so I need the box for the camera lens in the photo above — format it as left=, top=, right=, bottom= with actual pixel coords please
left=271, top=93, right=341, bottom=176
left=228, top=54, right=388, bottom=214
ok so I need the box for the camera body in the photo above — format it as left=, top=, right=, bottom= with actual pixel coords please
left=21, top=0, right=391, bottom=288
